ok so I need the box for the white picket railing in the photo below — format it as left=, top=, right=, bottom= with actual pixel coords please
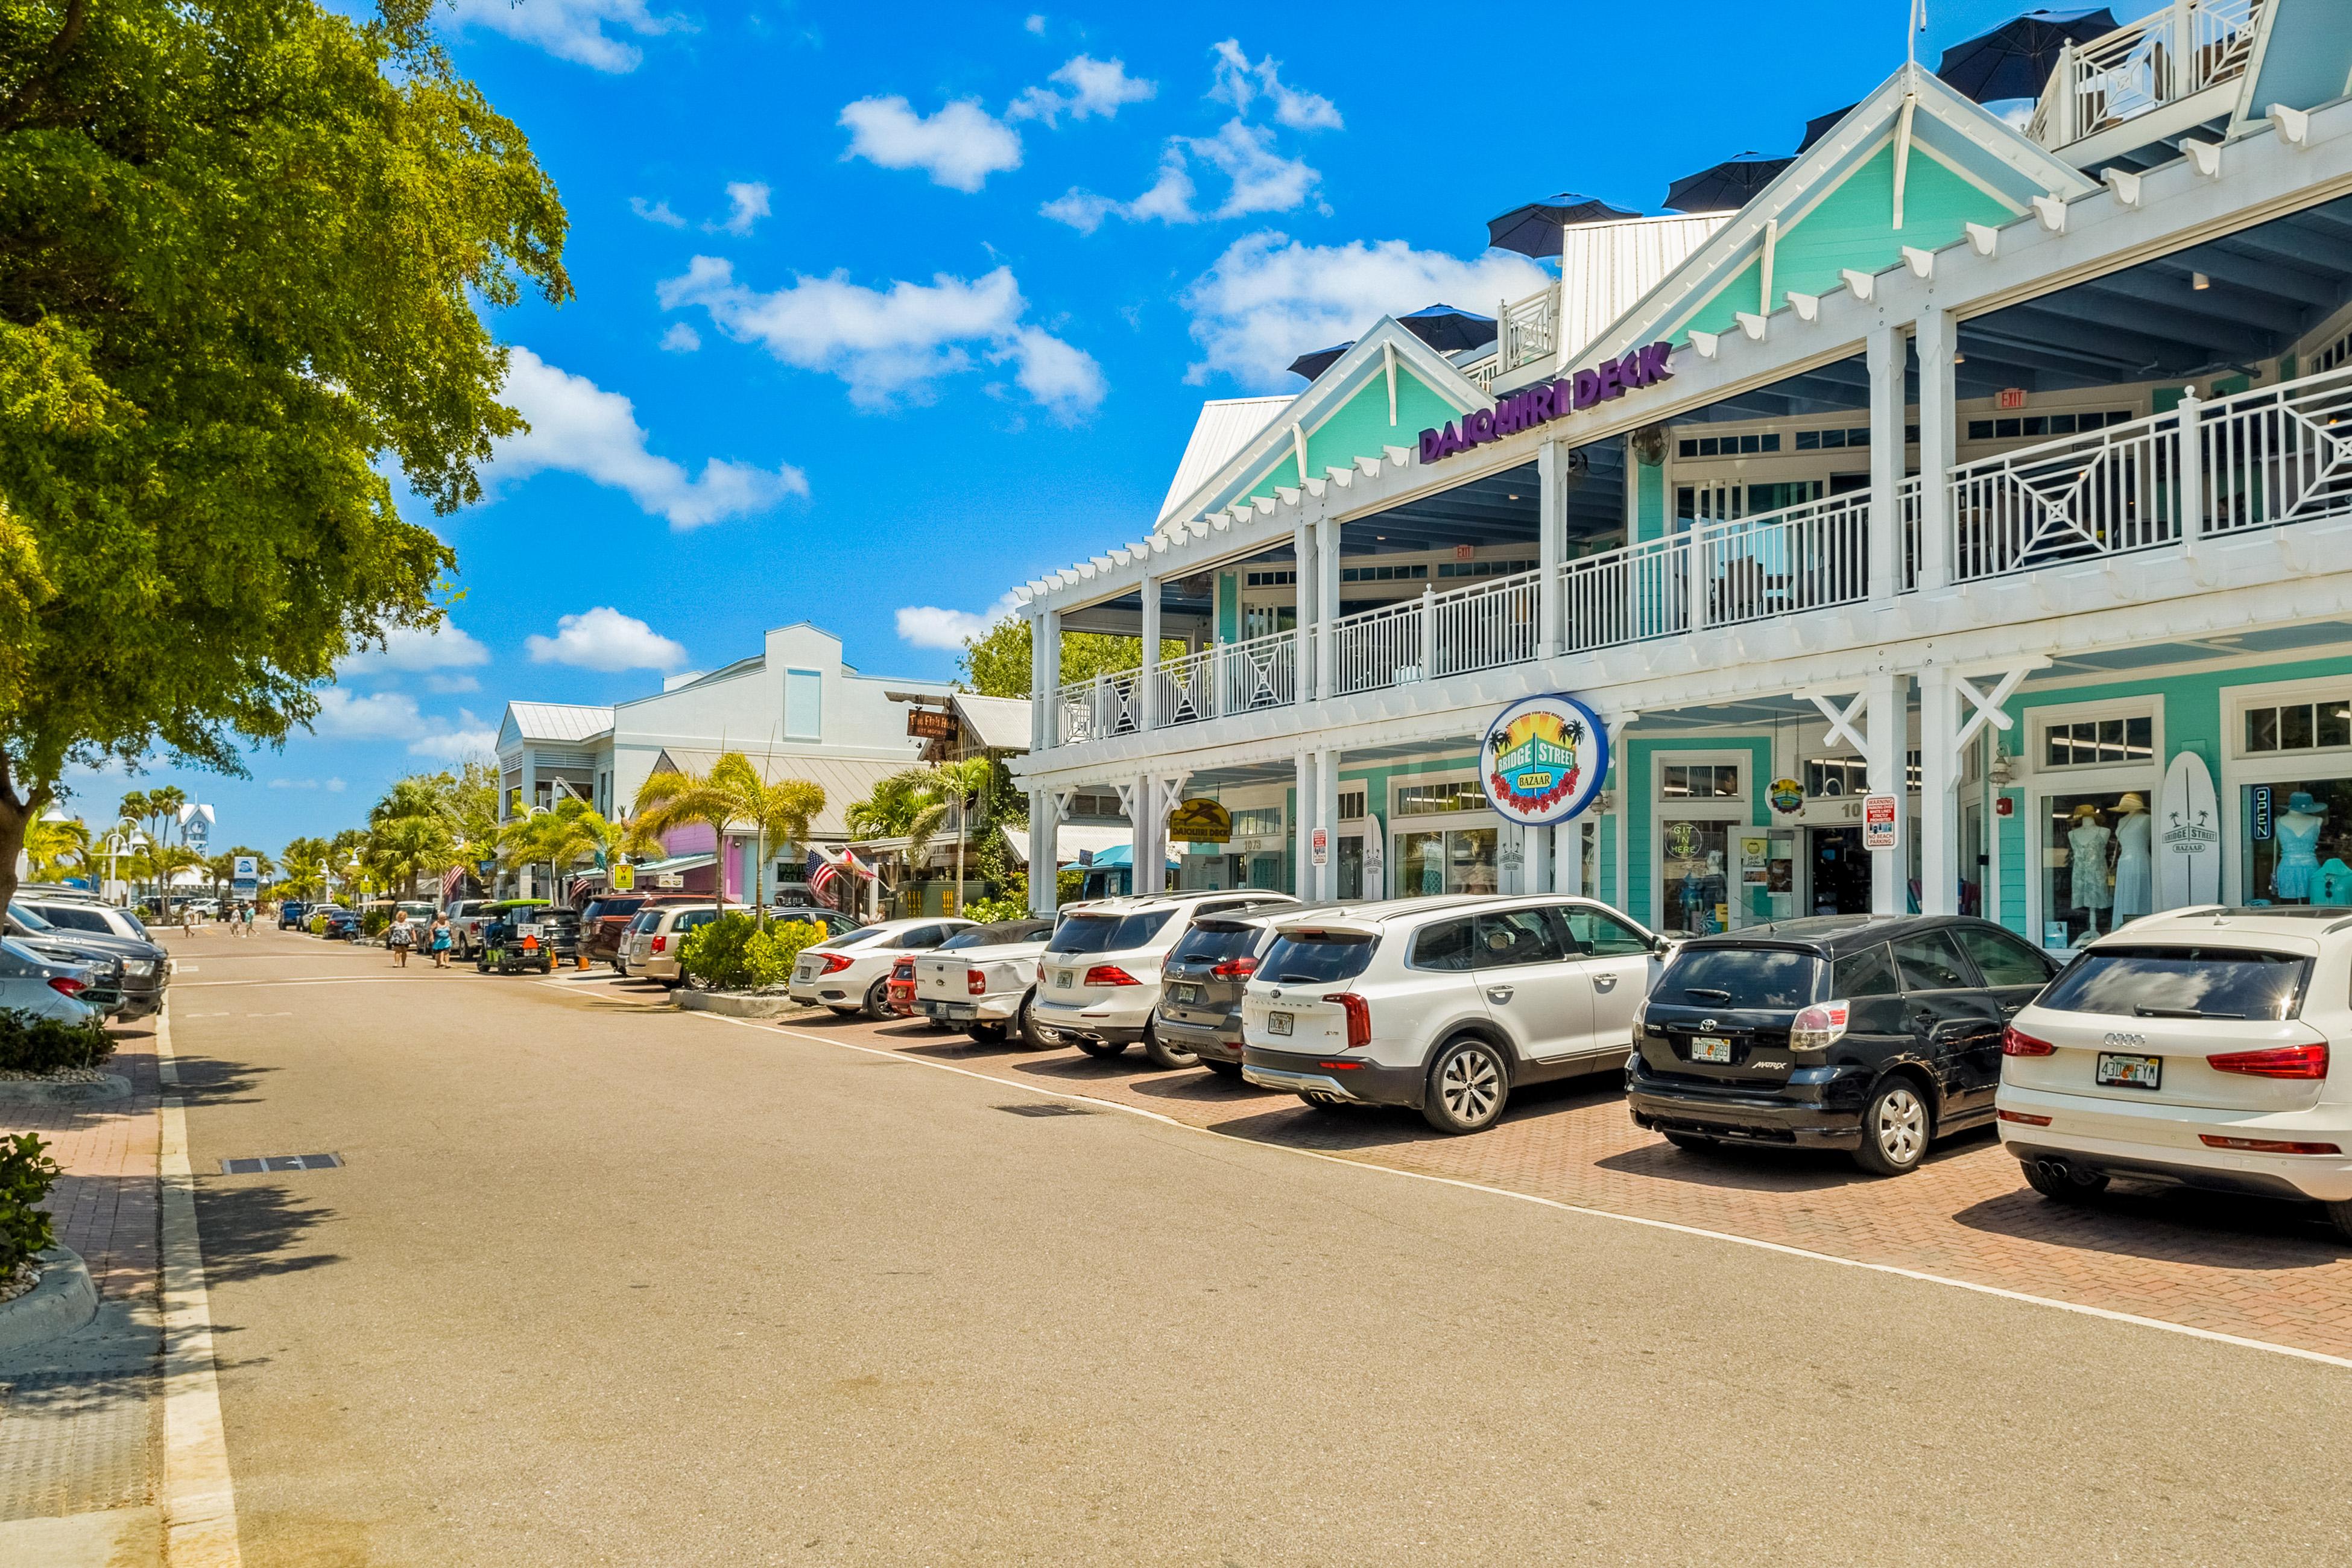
left=1333, top=593, right=1429, bottom=697
left=1949, top=407, right=2187, bottom=579
left=2029, top=0, right=2263, bottom=146
left=1432, top=569, right=1543, bottom=677
left=1560, top=536, right=1690, bottom=651
left=1056, top=668, right=1140, bottom=744
left=1500, top=285, right=1558, bottom=373
left=1154, top=645, right=1218, bottom=728
left=1216, top=627, right=1301, bottom=717
left=2196, top=367, right=2352, bottom=538
left=1693, top=491, right=1872, bottom=627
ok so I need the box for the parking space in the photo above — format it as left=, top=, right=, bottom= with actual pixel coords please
left=739, top=1006, right=2352, bottom=1362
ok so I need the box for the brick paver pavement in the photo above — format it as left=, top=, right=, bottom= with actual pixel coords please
left=2, top=1018, right=160, bottom=1305
left=756, top=1008, right=2352, bottom=1361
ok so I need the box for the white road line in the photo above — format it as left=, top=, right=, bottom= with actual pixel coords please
left=175, top=975, right=475, bottom=989
left=154, top=1009, right=245, bottom=1564
left=695, top=1011, right=2352, bottom=1374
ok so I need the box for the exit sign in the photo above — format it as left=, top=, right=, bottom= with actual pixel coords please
left=1995, top=388, right=2027, bottom=410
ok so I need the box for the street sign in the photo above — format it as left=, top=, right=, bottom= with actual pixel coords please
left=906, top=709, right=959, bottom=742
left=232, top=855, right=258, bottom=880
left=610, top=864, right=636, bottom=891
left=1167, top=798, right=1233, bottom=844
left=1310, top=827, right=1328, bottom=867
left=1862, top=793, right=1899, bottom=851
left=656, top=873, right=684, bottom=889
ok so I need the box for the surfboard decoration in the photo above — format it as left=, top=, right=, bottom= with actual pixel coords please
left=2154, top=749, right=2222, bottom=909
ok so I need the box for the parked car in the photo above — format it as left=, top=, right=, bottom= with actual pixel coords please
left=885, top=955, right=920, bottom=1018
left=277, top=900, right=308, bottom=931
left=1626, top=914, right=2063, bottom=1175
left=788, top=917, right=977, bottom=1018
left=0, top=936, right=104, bottom=1025
left=1037, top=891, right=1300, bottom=1066
left=1157, top=903, right=1346, bottom=1076
left=1241, top=896, right=1666, bottom=1131
left=4, top=907, right=130, bottom=1017
left=619, top=903, right=722, bottom=988
left=1997, top=908, right=2352, bottom=1234
left=475, top=900, right=557, bottom=975
left=579, top=896, right=650, bottom=965
left=8, top=902, right=167, bottom=1020
left=16, top=894, right=152, bottom=943
left=913, top=917, right=1060, bottom=1042
left=768, top=902, right=865, bottom=938
left=444, top=898, right=500, bottom=958
left=319, top=908, right=362, bottom=941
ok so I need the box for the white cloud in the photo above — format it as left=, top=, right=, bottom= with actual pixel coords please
left=493, top=346, right=809, bottom=528
left=268, top=777, right=320, bottom=791
left=408, top=726, right=499, bottom=763
left=895, top=592, right=1020, bottom=651
left=659, top=322, right=701, bottom=353
left=1042, top=120, right=1314, bottom=232
left=443, top=0, right=684, bottom=73
left=340, top=621, right=492, bottom=675
left=1025, top=13, right=1045, bottom=34
left=839, top=96, right=1022, bottom=192
left=327, top=778, right=346, bottom=794
left=312, top=689, right=428, bottom=741
left=525, top=607, right=689, bottom=672
left=713, top=181, right=771, bottom=236
left=658, top=256, right=1104, bottom=414
left=1008, top=55, right=1155, bottom=125
left=423, top=673, right=482, bottom=695
left=1181, top=230, right=1548, bottom=388
left=1209, top=39, right=1341, bottom=130
left=631, top=196, right=686, bottom=228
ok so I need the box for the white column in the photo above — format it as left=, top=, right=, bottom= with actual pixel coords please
left=1027, top=790, right=1055, bottom=914
left=1292, top=522, right=1317, bottom=700
left=1865, top=323, right=1906, bottom=603
left=1314, top=746, right=1341, bottom=900
left=1914, top=308, right=1956, bottom=592
left=1040, top=607, right=1063, bottom=747
left=1294, top=750, right=1316, bottom=896
left=1866, top=669, right=1908, bottom=915
left=1139, top=575, right=1161, bottom=730
left=1559, top=819, right=1585, bottom=896
left=1537, top=439, right=1566, bottom=657
left=1918, top=665, right=1959, bottom=915
left=1131, top=771, right=1157, bottom=897
left=1316, top=514, right=1340, bottom=701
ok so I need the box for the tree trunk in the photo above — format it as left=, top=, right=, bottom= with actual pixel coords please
left=0, top=786, right=29, bottom=916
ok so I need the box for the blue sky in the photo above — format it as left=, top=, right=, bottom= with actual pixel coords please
left=69, top=0, right=2036, bottom=850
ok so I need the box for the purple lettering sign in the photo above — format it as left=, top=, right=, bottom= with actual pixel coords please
left=1412, top=341, right=1677, bottom=465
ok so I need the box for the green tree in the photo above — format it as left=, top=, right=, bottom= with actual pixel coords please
left=495, top=798, right=616, bottom=905
left=633, top=753, right=824, bottom=918
left=280, top=836, right=330, bottom=900
left=0, top=0, right=571, bottom=911
left=22, top=813, right=87, bottom=880
left=956, top=619, right=1177, bottom=700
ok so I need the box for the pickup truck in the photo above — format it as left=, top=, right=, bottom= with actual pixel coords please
left=444, top=898, right=499, bottom=958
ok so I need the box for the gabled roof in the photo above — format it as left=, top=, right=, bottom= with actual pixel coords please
left=499, top=702, right=614, bottom=748
left=647, top=747, right=920, bottom=841
left=1579, top=62, right=2100, bottom=365
left=1156, top=397, right=1291, bottom=524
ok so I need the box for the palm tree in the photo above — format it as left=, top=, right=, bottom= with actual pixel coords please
left=146, top=843, right=204, bottom=914
left=732, top=762, right=826, bottom=925
left=634, top=759, right=752, bottom=915
left=846, top=760, right=990, bottom=862
left=496, top=799, right=615, bottom=906
left=24, top=815, right=90, bottom=881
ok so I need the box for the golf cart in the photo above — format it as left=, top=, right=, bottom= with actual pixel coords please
left=476, top=899, right=557, bottom=975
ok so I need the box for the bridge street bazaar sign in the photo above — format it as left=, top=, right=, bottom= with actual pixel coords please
left=1481, top=694, right=1611, bottom=826
left=1418, top=342, right=1676, bottom=464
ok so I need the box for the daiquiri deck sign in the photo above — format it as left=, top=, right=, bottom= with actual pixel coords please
left=1419, top=342, right=1675, bottom=464
left=1481, top=694, right=1610, bottom=826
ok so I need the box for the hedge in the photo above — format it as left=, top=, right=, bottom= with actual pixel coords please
left=0, top=1010, right=117, bottom=1074
left=678, top=914, right=827, bottom=990
left=0, top=1133, right=60, bottom=1288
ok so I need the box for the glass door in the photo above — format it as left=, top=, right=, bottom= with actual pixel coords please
left=1396, top=825, right=1499, bottom=896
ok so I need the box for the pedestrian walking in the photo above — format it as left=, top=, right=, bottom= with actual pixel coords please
left=429, top=914, right=452, bottom=969
left=388, top=909, right=416, bottom=968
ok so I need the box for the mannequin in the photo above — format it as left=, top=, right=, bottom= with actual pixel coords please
left=2068, top=803, right=2114, bottom=937
left=2275, top=791, right=2327, bottom=903
left=2111, top=792, right=2152, bottom=920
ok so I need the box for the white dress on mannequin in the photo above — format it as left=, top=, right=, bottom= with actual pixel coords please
left=2112, top=810, right=2152, bottom=918
left=2069, top=822, right=2114, bottom=922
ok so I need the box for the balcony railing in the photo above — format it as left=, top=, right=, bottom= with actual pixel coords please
left=1500, top=285, right=1559, bottom=374
left=1056, top=668, right=1140, bottom=745
left=2028, top=0, right=2263, bottom=147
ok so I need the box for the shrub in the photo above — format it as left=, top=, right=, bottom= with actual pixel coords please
left=361, top=908, right=391, bottom=938
left=680, top=915, right=826, bottom=990
left=0, top=1134, right=59, bottom=1287
left=961, top=894, right=1027, bottom=923
left=0, top=1010, right=117, bottom=1074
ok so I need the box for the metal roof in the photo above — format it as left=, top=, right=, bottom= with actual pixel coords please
left=1155, top=397, right=1291, bottom=523
left=952, top=694, right=1032, bottom=753
left=648, top=747, right=918, bottom=841
left=504, top=703, right=615, bottom=744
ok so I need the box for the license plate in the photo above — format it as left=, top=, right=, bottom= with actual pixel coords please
left=944, top=1004, right=976, bottom=1020
left=1690, top=1035, right=1733, bottom=1063
left=795, top=964, right=814, bottom=981
left=1170, top=984, right=1200, bottom=1004
left=1055, top=971, right=1073, bottom=989
left=1268, top=1012, right=1292, bottom=1036
left=2096, top=1051, right=2162, bottom=1090
left=518, top=923, right=543, bottom=940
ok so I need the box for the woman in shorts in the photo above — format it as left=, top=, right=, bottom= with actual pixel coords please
left=387, top=910, right=416, bottom=968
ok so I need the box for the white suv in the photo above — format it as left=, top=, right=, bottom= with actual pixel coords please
left=1034, top=891, right=1298, bottom=1067
left=1999, top=908, right=2352, bottom=1236
left=1241, top=894, right=1667, bottom=1133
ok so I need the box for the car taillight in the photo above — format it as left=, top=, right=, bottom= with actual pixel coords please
left=1996, top=1108, right=2052, bottom=1126
left=46, top=976, right=86, bottom=997
left=1324, top=992, right=1371, bottom=1049
left=969, top=969, right=987, bottom=995
left=2001, top=1026, right=2056, bottom=1057
left=818, top=953, right=855, bottom=975
left=1084, top=965, right=1138, bottom=986
left=2209, top=1042, right=2330, bottom=1080
left=651, top=935, right=666, bottom=953
left=1791, top=1002, right=1850, bottom=1051
left=1210, top=956, right=1257, bottom=979
left=2200, top=1134, right=2342, bottom=1154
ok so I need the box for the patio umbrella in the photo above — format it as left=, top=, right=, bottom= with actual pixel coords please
left=1798, top=104, right=1857, bottom=153
left=1396, top=304, right=1497, bottom=355
left=1936, top=8, right=2117, bottom=103
left=1287, top=341, right=1353, bottom=381
left=1485, top=192, right=1642, bottom=257
left=1663, top=152, right=1794, bottom=213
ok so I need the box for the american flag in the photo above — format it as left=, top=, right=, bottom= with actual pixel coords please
left=805, top=846, right=873, bottom=908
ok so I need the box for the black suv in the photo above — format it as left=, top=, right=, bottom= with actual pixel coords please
left=1625, top=915, right=2061, bottom=1175
left=1155, top=903, right=1342, bottom=1076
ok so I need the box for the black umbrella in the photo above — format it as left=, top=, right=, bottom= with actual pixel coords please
left=1798, top=104, right=1857, bottom=153
left=1484, top=191, right=1643, bottom=258
left=1396, top=304, right=1497, bottom=355
left=1936, top=7, right=2117, bottom=104
left=1287, top=341, right=1353, bottom=382
left=1663, top=152, right=1794, bottom=214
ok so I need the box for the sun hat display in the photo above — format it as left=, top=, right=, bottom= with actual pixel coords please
left=2289, top=791, right=2328, bottom=814
left=2116, top=792, right=2147, bottom=812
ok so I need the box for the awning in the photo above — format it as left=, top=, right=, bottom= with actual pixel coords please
left=1001, top=824, right=1148, bottom=868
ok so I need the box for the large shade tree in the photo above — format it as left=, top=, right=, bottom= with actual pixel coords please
left=0, top=0, right=571, bottom=910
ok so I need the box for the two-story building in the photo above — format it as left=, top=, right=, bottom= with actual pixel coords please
left=1012, top=0, right=2352, bottom=955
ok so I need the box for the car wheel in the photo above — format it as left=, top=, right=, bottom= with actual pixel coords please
left=1300, top=1092, right=1350, bottom=1113
left=1140, top=1023, right=1198, bottom=1070
left=2023, top=1158, right=2110, bottom=1204
left=967, top=1023, right=1009, bottom=1045
left=1072, top=1036, right=1127, bottom=1059
left=1662, top=1130, right=1717, bottom=1152
left=1016, top=991, right=1045, bottom=1049
left=1853, top=1077, right=1933, bottom=1176
left=859, top=978, right=890, bottom=1020
left=1422, top=1035, right=1510, bottom=1134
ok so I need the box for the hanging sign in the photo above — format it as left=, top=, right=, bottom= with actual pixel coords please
left=1310, top=827, right=1329, bottom=867
left=1862, top=793, right=1900, bottom=851
left=610, top=864, right=636, bottom=892
left=2154, top=750, right=2222, bottom=909
left=2251, top=783, right=2274, bottom=842
left=656, top=873, right=684, bottom=889
left=906, top=709, right=959, bottom=742
left=1418, top=343, right=1675, bottom=464
left=1768, top=778, right=1804, bottom=816
left=1166, top=798, right=1233, bottom=844
left=1480, top=694, right=1611, bottom=827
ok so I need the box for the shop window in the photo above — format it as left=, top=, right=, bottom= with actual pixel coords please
left=1661, top=763, right=1740, bottom=800
left=2243, top=698, right=2352, bottom=754
left=1228, top=806, right=1283, bottom=839
left=1337, top=789, right=1366, bottom=821
left=2242, top=779, right=2352, bottom=906
left=1437, top=558, right=1537, bottom=579
left=1399, top=827, right=1497, bottom=896
left=1065, top=790, right=1125, bottom=821
left=1339, top=563, right=1429, bottom=584
left=2042, top=715, right=2154, bottom=769
left=1677, top=432, right=1782, bottom=458
left=1242, top=604, right=1297, bottom=640
left=1395, top=781, right=1488, bottom=815
left=2041, top=791, right=2156, bottom=949
left=1661, top=819, right=1730, bottom=935
left=1794, top=426, right=1870, bottom=452
left=1244, top=569, right=1296, bottom=587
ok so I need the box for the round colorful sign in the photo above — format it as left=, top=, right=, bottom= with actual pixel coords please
left=1479, top=694, right=1610, bottom=826
left=1768, top=777, right=1804, bottom=815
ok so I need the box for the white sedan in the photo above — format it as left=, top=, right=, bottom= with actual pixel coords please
left=0, top=936, right=103, bottom=1024
left=788, top=917, right=975, bottom=1019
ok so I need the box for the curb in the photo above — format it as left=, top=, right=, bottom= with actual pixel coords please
left=674, top=991, right=811, bottom=1019
left=0, top=1074, right=133, bottom=1106
left=0, top=1247, right=100, bottom=1356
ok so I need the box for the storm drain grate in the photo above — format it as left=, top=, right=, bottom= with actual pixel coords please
left=219, top=1152, right=343, bottom=1175
left=995, top=1103, right=1095, bottom=1118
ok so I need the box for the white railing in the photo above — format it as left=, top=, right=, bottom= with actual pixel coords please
left=2198, top=367, right=2352, bottom=538
left=1154, top=644, right=1218, bottom=728
left=1333, top=593, right=1428, bottom=696
left=1500, top=285, right=1558, bottom=373
left=1560, top=536, right=1690, bottom=651
left=2029, top=0, right=2263, bottom=147
left=1057, top=668, right=1140, bottom=744
left=1433, top=569, right=1543, bottom=677
left=1695, top=491, right=1872, bottom=627
left=1217, top=627, right=1301, bottom=717
left=1457, top=356, right=1500, bottom=390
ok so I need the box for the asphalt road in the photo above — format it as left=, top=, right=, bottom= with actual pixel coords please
left=173, top=927, right=2352, bottom=1565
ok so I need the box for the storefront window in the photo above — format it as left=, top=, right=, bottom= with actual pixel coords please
left=2242, top=778, right=2352, bottom=906
left=2043, top=715, right=2154, bottom=768
left=2041, top=791, right=2156, bottom=948
left=1394, top=781, right=1488, bottom=815
left=1398, top=827, right=1497, bottom=896
left=1660, top=819, right=1730, bottom=935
